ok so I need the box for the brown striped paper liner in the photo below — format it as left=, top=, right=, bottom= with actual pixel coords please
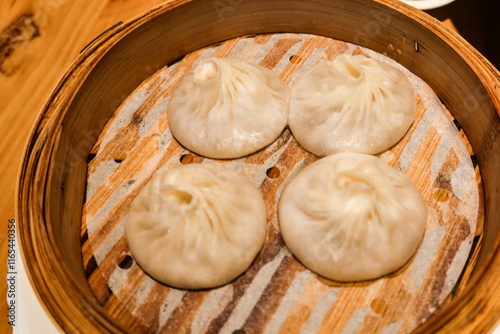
left=82, top=33, right=483, bottom=334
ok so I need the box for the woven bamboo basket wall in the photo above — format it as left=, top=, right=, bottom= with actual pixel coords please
left=17, top=0, right=500, bottom=333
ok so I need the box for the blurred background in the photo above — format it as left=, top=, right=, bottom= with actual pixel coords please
left=425, top=0, right=500, bottom=69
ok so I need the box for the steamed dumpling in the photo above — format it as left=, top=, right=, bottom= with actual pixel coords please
left=125, top=164, right=267, bottom=289
left=289, top=54, right=416, bottom=156
left=167, top=57, right=289, bottom=159
left=278, top=152, right=426, bottom=282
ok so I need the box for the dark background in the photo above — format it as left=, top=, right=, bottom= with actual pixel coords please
left=427, top=0, right=500, bottom=69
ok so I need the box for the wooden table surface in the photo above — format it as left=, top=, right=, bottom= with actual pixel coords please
left=0, top=0, right=498, bottom=333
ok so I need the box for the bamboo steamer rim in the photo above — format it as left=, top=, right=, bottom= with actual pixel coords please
left=17, top=0, right=500, bottom=333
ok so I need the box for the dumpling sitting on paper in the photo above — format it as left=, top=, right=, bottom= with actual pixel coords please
left=289, top=54, right=416, bottom=156
left=168, top=57, right=289, bottom=159
left=126, top=164, right=267, bottom=289
left=278, top=152, right=427, bottom=282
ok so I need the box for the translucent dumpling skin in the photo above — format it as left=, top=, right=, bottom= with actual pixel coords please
left=126, top=164, right=267, bottom=289
left=289, top=54, right=416, bottom=156
left=278, top=152, right=427, bottom=282
left=168, top=57, right=289, bottom=159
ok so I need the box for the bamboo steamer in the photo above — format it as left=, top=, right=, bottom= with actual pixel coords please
left=17, top=0, right=500, bottom=333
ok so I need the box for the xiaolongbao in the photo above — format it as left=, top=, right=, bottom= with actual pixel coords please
left=289, top=54, right=416, bottom=156
left=278, top=152, right=426, bottom=282
left=125, top=163, right=267, bottom=289
left=167, top=57, right=289, bottom=159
